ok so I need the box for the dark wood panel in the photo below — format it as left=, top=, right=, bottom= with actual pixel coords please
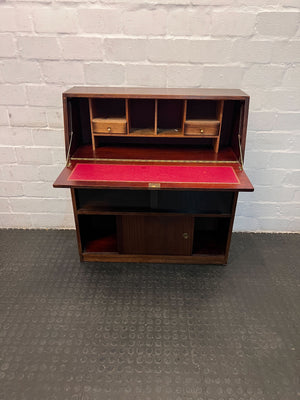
left=118, top=215, right=194, bottom=256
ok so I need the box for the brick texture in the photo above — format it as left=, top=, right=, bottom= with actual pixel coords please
left=0, top=1, right=299, bottom=232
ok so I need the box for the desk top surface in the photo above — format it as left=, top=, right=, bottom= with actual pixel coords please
left=64, top=87, right=249, bottom=100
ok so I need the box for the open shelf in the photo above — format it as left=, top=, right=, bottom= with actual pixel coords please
left=128, top=99, right=155, bottom=135
left=79, top=214, right=118, bottom=253
left=186, top=100, right=219, bottom=120
left=192, top=217, right=230, bottom=256
left=157, top=99, right=184, bottom=135
left=84, top=235, right=117, bottom=253
left=84, top=96, right=234, bottom=155
left=75, top=189, right=235, bottom=215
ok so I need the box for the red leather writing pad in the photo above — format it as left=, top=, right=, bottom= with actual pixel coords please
left=68, top=163, right=239, bottom=184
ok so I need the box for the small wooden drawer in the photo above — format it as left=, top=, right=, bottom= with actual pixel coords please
left=184, top=119, right=220, bottom=136
left=92, top=117, right=127, bottom=134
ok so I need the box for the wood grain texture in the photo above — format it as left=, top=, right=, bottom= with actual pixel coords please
left=64, top=87, right=249, bottom=99
left=118, top=215, right=194, bottom=255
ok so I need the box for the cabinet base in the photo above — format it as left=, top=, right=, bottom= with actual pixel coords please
left=81, top=252, right=227, bottom=265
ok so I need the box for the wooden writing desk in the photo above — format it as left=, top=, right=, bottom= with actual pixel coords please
left=54, top=87, right=253, bottom=264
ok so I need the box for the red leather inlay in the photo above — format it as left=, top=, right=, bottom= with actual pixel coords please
left=68, top=163, right=239, bottom=184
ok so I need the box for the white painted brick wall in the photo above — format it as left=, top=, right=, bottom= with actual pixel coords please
left=85, top=63, right=125, bottom=85
left=0, top=1, right=299, bottom=232
left=60, top=37, right=103, bottom=60
left=32, top=8, right=78, bottom=33
left=41, top=62, right=85, bottom=84
left=1, top=60, right=42, bottom=83
left=18, top=36, right=61, bottom=60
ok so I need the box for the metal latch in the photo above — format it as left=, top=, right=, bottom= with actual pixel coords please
left=238, top=134, right=244, bottom=171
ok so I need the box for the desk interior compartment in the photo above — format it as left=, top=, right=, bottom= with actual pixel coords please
left=89, top=98, right=127, bottom=149
left=157, top=99, right=184, bottom=136
left=128, top=99, right=156, bottom=135
left=184, top=100, right=224, bottom=152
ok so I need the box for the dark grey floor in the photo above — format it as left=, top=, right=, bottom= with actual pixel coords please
left=0, top=230, right=299, bottom=400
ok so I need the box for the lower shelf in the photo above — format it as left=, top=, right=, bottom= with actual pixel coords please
left=193, top=218, right=230, bottom=256
left=81, top=251, right=227, bottom=264
left=84, top=234, right=117, bottom=253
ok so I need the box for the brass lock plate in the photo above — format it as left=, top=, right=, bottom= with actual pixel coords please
left=148, top=183, right=161, bottom=189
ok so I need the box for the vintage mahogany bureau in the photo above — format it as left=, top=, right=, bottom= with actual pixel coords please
left=54, top=87, right=253, bottom=264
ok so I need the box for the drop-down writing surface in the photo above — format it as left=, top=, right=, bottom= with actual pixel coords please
left=53, top=161, right=253, bottom=191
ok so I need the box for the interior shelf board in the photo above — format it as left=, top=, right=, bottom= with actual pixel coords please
left=129, top=128, right=156, bottom=136
left=77, top=206, right=232, bottom=218
left=157, top=129, right=183, bottom=136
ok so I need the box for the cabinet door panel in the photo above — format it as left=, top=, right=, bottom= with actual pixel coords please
left=118, top=215, right=194, bottom=256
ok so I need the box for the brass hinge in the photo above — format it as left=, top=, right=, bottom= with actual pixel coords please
left=238, top=134, right=244, bottom=171
left=66, top=130, right=74, bottom=168
left=66, top=101, right=74, bottom=168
